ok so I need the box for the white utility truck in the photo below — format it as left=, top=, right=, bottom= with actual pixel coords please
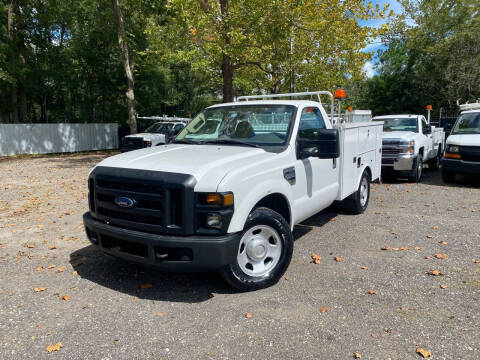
left=84, top=91, right=383, bottom=290
left=121, top=117, right=191, bottom=152
left=372, top=114, right=445, bottom=182
left=442, top=101, right=480, bottom=182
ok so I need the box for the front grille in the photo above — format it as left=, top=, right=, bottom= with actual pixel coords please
left=89, top=167, right=196, bottom=235
left=121, top=137, right=145, bottom=151
left=383, top=148, right=401, bottom=155
left=460, top=145, right=480, bottom=162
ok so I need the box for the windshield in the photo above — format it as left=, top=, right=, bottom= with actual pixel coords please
left=145, top=122, right=174, bottom=134
left=373, top=118, right=418, bottom=132
left=451, top=113, right=480, bottom=135
left=175, top=105, right=296, bottom=150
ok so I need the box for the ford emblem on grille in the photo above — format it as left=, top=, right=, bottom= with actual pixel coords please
left=114, top=196, right=135, bottom=208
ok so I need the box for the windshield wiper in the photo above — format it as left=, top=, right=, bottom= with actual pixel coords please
left=202, top=139, right=262, bottom=148
left=172, top=139, right=199, bottom=145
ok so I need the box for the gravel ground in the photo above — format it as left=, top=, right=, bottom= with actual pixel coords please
left=0, top=153, right=479, bottom=360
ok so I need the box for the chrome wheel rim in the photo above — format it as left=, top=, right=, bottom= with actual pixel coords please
left=360, top=177, right=369, bottom=207
left=418, top=159, right=422, bottom=179
left=237, top=225, right=282, bottom=277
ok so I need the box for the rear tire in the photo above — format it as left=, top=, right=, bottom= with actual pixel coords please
left=409, top=154, right=423, bottom=183
left=221, top=207, right=293, bottom=291
left=344, top=170, right=370, bottom=214
left=442, top=169, right=456, bottom=183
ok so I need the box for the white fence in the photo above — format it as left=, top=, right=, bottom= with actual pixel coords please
left=0, top=123, right=119, bottom=156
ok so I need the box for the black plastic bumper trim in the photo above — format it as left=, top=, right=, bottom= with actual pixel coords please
left=83, top=212, right=239, bottom=271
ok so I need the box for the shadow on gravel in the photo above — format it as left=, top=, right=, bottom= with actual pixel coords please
left=69, top=246, right=236, bottom=303
left=380, top=168, right=480, bottom=188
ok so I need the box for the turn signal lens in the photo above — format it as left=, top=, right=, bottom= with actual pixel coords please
left=409, top=148, right=414, bottom=154
left=445, top=153, right=461, bottom=159
left=206, top=193, right=223, bottom=205
left=204, top=192, right=234, bottom=206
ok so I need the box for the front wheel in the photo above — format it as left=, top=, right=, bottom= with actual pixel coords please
left=343, top=170, right=370, bottom=214
left=409, top=154, right=423, bottom=183
left=221, top=207, right=293, bottom=291
left=442, top=169, right=456, bottom=183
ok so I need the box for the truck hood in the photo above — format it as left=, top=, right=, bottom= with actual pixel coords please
left=446, top=134, right=480, bottom=147
left=124, top=133, right=166, bottom=142
left=97, top=144, right=272, bottom=191
left=382, top=131, right=417, bottom=140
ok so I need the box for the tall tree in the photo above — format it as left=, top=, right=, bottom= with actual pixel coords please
left=7, top=0, right=18, bottom=122
left=112, top=0, right=137, bottom=133
left=148, top=0, right=389, bottom=102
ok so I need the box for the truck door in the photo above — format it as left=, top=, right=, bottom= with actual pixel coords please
left=292, top=107, right=339, bottom=221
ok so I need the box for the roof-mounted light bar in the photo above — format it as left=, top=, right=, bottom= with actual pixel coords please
left=236, top=91, right=335, bottom=122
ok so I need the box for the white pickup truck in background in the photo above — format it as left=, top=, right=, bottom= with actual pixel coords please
left=121, top=117, right=191, bottom=152
left=442, top=101, right=480, bottom=182
left=372, top=114, right=445, bottom=182
left=84, top=91, right=383, bottom=291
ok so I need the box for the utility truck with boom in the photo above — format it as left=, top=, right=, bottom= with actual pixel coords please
left=83, top=91, right=383, bottom=291
left=372, top=114, right=445, bottom=182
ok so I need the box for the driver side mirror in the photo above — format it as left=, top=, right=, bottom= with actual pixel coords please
left=424, top=124, right=432, bottom=134
left=297, top=128, right=340, bottom=159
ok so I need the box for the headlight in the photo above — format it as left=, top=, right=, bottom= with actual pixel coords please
left=448, top=145, right=459, bottom=153
left=206, top=213, right=223, bottom=229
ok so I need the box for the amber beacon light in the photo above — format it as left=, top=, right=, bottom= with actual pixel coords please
left=334, top=89, right=346, bottom=99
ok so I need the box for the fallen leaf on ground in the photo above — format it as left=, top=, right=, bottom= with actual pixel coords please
left=311, top=253, right=321, bottom=264
left=36, top=266, right=43, bottom=272
left=426, top=270, right=442, bottom=276
left=284, top=276, right=290, bottom=281
left=71, top=271, right=78, bottom=276
left=424, top=256, right=431, bottom=259
left=245, top=312, right=253, bottom=318
left=156, top=312, right=163, bottom=317
left=381, top=246, right=389, bottom=251
left=71, top=256, right=86, bottom=267
left=46, top=342, right=62, bottom=353
left=426, top=235, right=433, bottom=239
left=416, top=347, right=432, bottom=358
left=60, top=295, right=71, bottom=301
left=367, top=289, right=378, bottom=295
left=434, top=254, right=448, bottom=260
left=440, top=284, right=447, bottom=289
left=34, top=287, right=47, bottom=292
left=353, top=352, right=362, bottom=358
left=432, top=226, right=439, bottom=230
left=320, top=306, right=329, bottom=313
left=361, top=266, right=368, bottom=270
left=47, top=264, right=56, bottom=269
left=472, top=259, right=479, bottom=264
left=25, top=244, right=35, bottom=248
left=371, top=333, right=377, bottom=338
left=399, top=246, right=409, bottom=251
left=414, top=246, right=421, bottom=251
left=50, top=245, right=57, bottom=250
left=140, top=283, right=152, bottom=289
left=334, top=257, right=343, bottom=262
left=440, top=241, right=448, bottom=245
left=391, top=231, right=398, bottom=235
left=56, top=266, right=66, bottom=273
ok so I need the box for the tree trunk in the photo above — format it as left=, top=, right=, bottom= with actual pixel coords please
left=222, top=54, right=234, bottom=102
left=8, top=0, right=18, bottom=123
left=112, top=0, right=137, bottom=134
left=219, top=0, right=234, bottom=102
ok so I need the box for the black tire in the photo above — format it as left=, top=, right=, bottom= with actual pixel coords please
left=428, top=149, right=441, bottom=171
left=409, top=154, right=423, bottom=183
left=221, top=207, right=293, bottom=291
left=343, top=170, right=370, bottom=214
left=442, top=169, right=456, bottom=183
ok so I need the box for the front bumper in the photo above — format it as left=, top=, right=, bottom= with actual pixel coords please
left=382, top=154, right=417, bottom=171
left=83, top=212, right=239, bottom=271
left=443, top=158, right=480, bottom=174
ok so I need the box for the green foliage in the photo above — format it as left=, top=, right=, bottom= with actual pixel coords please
left=353, top=0, right=480, bottom=117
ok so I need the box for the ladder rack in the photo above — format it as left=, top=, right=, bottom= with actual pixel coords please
left=459, top=101, right=480, bottom=112
left=236, top=91, right=335, bottom=123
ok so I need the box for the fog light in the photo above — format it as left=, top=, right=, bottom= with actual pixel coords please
left=206, top=213, right=222, bottom=229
